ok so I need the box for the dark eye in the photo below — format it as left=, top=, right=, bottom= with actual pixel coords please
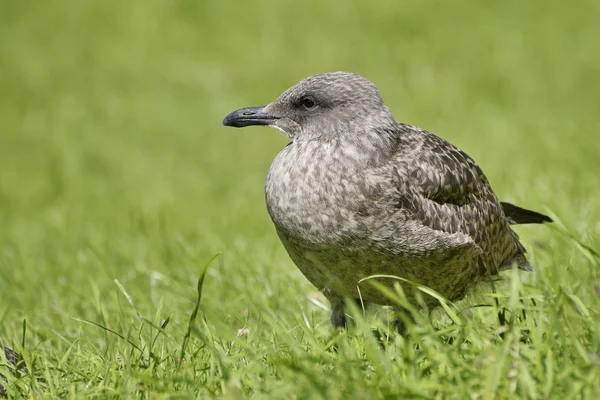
left=300, top=96, right=316, bottom=109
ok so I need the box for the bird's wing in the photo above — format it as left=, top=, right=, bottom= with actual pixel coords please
left=388, top=124, right=524, bottom=272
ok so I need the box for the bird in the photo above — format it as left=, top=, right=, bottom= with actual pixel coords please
left=222, top=71, right=551, bottom=332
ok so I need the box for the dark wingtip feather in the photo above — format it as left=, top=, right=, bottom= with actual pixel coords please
left=501, top=202, right=553, bottom=225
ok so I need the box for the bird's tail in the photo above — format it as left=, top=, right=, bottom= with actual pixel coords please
left=501, top=202, right=553, bottom=225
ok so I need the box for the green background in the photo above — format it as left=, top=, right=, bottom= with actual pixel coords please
left=1, top=0, right=599, bottom=398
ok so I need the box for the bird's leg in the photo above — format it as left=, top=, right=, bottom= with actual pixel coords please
left=329, top=297, right=369, bottom=330
left=394, top=318, right=407, bottom=336
left=329, top=297, right=347, bottom=329
left=393, top=309, right=415, bottom=336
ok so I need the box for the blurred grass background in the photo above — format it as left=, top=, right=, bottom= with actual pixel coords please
left=0, top=0, right=599, bottom=398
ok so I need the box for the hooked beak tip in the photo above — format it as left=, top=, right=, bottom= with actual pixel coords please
left=222, top=106, right=278, bottom=128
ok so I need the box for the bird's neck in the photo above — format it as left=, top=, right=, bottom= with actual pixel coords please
left=301, top=122, right=398, bottom=169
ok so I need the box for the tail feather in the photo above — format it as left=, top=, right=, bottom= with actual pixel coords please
left=501, top=202, right=553, bottom=225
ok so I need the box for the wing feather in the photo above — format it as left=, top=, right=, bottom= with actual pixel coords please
left=391, top=124, right=527, bottom=273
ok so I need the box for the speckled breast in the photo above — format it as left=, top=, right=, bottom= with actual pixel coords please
left=265, top=140, right=393, bottom=247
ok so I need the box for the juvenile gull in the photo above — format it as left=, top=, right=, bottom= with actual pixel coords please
left=223, top=72, right=551, bottom=331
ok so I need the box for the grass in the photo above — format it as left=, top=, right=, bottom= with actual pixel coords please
left=0, top=0, right=599, bottom=398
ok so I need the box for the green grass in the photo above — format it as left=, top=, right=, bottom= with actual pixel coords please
left=1, top=0, right=599, bottom=398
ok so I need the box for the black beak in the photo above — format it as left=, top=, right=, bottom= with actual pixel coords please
left=222, top=106, right=278, bottom=128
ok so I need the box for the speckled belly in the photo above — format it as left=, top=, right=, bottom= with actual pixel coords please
left=276, top=230, right=481, bottom=306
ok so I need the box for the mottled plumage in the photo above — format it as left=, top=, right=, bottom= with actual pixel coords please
left=223, top=72, right=551, bottom=330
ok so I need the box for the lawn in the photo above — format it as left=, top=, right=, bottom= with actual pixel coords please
left=1, top=0, right=599, bottom=398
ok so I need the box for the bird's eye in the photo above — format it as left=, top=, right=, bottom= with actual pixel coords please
left=300, top=97, right=316, bottom=109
